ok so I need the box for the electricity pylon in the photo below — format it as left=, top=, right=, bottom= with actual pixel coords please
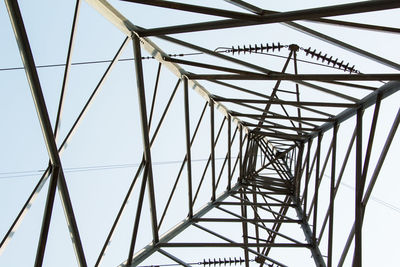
left=1, top=0, right=400, bottom=266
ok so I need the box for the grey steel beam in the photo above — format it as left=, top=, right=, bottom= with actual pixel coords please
left=186, top=73, right=400, bottom=81
left=34, top=166, right=59, bottom=267
left=58, top=37, right=130, bottom=154
left=136, top=1, right=400, bottom=36
left=232, top=112, right=332, bottom=122
left=308, top=138, right=335, bottom=216
left=360, top=96, right=381, bottom=192
left=313, top=134, right=322, bottom=244
left=240, top=189, right=250, bottom=267
left=158, top=249, right=190, bottom=267
left=193, top=118, right=227, bottom=205
left=226, top=0, right=400, bottom=34
left=148, top=63, right=162, bottom=129
left=0, top=168, right=50, bottom=255
left=85, top=0, right=247, bottom=135
left=239, top=126, right=244, bottom=179
left=98, top=79, right=178, bottom=265
left=292, top=197, right=327, bottom=267
left=310, top=17, right=400, bottom=34
left=159, top=243, right=311, bottom=248
left=299, top=81, right=358, bottom=103
left=293, top=49, right=303, bottom=133
left=164, top=56, right=263, bottom=75
left=308, top=81, right=400, bottom=139
left=193, top=218, right=301, bottom=223
left=192, top=223, right=287, bottom=267
left=354, top=108, right=363, bottom=267
left=127, top=166, right=149, bottom=265
left=54, top=0, right=81, bottom=140
left=328, top=124, right=337, bottom=267
left=323, top=81, right=377, bottom=91
left=158, top=102, right=207, bottom=229
left=95, top=160, right=144, bottom=267
left=216, top=205, right=303, bottom=245
left=318, top=128, right=357, bottom=246
left=283, top=21, right=400, bottom=71
left=150, top=0, right=400, bottom=71
left=132, top=35, right=159, bottom=243
left=228, top=115, right=232, bottom=190
left=338, top=108, right=400, bottom=266
left=224, top=0, right=264, bottom=15
left=183, top=77, right=193, bottom=217
left=230, top=0, right=400, bottom=70
left=1, top=36, right=130, bottom=259
left=5, top=1, right=87, bottom=265
left=122, top=0, right=261, bottom=20
left=210, top=100, right=217, bottom=201
left=120, top=184, right=240, bottom=266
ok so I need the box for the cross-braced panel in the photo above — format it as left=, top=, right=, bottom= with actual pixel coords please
left=1, top=1, right=400, bottom=267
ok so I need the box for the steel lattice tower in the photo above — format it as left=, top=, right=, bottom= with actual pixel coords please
left=1, top=1, right=400, bottom=266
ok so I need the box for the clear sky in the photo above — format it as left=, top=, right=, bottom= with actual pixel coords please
left=1, top=1, right=399, bottom=266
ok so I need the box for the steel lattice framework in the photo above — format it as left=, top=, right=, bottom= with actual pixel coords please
left=1, top=0, right=400, bottom=267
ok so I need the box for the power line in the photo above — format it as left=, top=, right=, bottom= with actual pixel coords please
left=0, top=43, right=359, bottom=73
left=0, top=157, right=232, bottom=180
left=2, top=162, right=399, bottom=214
left=340, top=181, right=400, bottom=214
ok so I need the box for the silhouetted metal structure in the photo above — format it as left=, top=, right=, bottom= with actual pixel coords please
left=2, top=0, right=400, bottom=266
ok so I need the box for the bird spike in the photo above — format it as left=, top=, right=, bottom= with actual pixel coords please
left=300, top=46, right=359, bottom=73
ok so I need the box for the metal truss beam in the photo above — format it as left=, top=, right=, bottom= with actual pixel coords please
left=4, top=0, right=87, bottom=265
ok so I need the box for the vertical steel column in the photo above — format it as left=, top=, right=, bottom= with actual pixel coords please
left=127, top=166, right=149, bottom=265
left=239, top=125, right=244, bottom=181
left=34, top=165, right=59, bottom=267
left=227, top=115, right=232, bottom=190
left=295, top=143, right=304, bottom=199
left=240, top=189, right=250, bottom=267
left=313, top=134, right=322, bottom=244
left=328, top=124, right=337, bottom=267
left=354, top=109, right=363, bottom=267
left=361, top=96, right=381, bottom=196
left=53, top=0, right=81, bottom=140
left=132, top=35, right=159, bottom=243
left=304, top=140, right=311, bottom=214
left=210, top=100, right=216, bottom=201
left=338, top=108, right=400, bottom=267
left=292, top=45, right=303, bottom=133
left=183, top=77, right=193, bottom=217
left=148, top=63, right=162, bottom=129
left=5, top=1, right=87, bottom=265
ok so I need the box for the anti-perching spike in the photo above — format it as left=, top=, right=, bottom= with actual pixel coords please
left=225, top=42, right=358, bottom=73
left=311, top=49, right=316, bottom=58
